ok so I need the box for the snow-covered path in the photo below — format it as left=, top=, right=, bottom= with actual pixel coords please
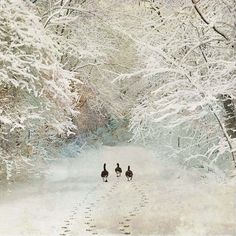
left=0, top=146, right=235, bottom=236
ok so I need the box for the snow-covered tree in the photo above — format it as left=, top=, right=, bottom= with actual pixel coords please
left=126, top=0, right=236, bottom=172
left=0, top=0, right=78, bottom=182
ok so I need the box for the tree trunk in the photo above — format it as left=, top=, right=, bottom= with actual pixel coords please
left=221, top=94, right=236, bottom=139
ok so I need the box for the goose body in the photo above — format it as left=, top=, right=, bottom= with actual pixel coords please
left=125, top=166, right=133, bottom=181
left=101, top=163, right=109, bottom=182
left=115, top=163, right=122, bottom=177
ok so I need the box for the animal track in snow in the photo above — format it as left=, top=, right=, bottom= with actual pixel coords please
left=58, top=184, right=101, bottom=236
left=118, top=181, right=150, bottom=235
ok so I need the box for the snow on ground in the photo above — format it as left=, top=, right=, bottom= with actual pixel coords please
left=0, top=145, right=235, bottom=236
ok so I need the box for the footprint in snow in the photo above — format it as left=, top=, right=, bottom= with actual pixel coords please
left=123, top=224, right=130, bottom=228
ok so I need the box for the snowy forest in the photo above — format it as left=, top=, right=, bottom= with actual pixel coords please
left=0, top=0, right=236, bottom=235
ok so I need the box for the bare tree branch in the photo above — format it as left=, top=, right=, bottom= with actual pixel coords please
left=192, top=0, right=229, bottom=40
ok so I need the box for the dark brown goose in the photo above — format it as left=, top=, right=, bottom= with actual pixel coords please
left=115, top=163, right=122, bottom=177
left=125, top=166, right=133, bottom=181
left=101, top=163, right=109, bottom=182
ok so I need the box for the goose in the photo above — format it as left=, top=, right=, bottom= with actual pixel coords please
left=115, top=163, right=122, bottom=177
left=101, top=163, right=109, bottom=182
left=125, top=166, right=133, bottom=181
